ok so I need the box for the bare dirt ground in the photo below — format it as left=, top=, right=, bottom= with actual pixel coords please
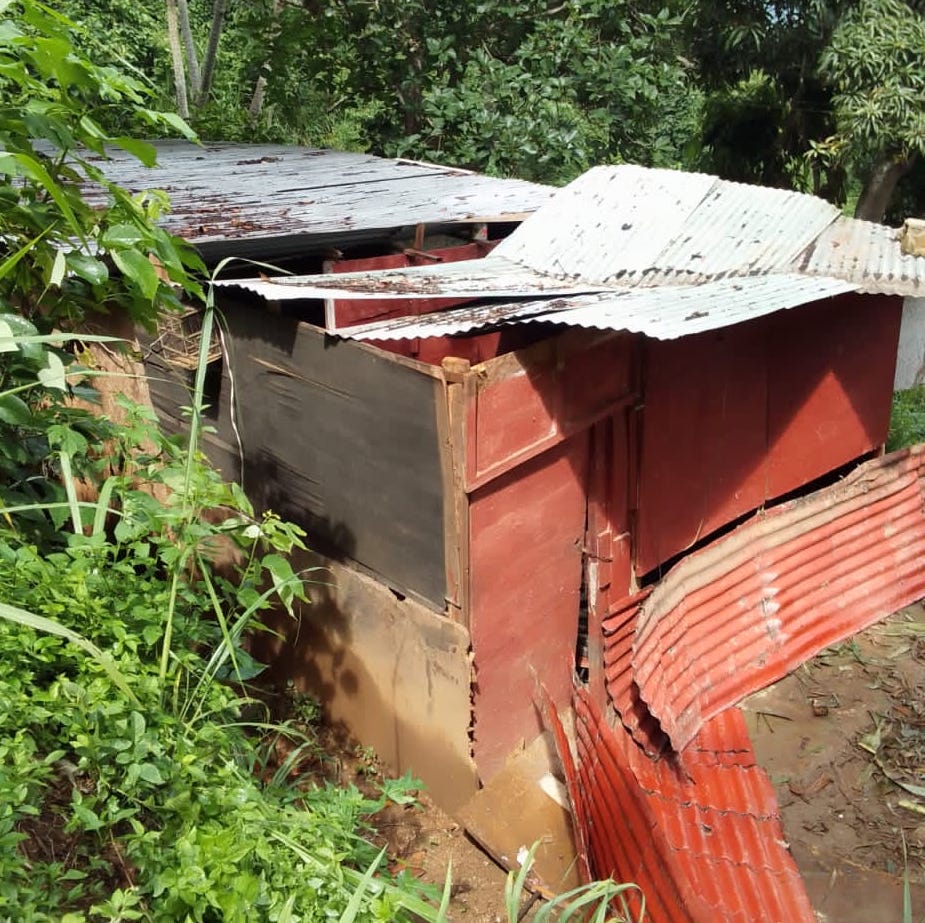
left=743, top=603, right=925, bottom=923
left=305, top=603, right=925, bottom=922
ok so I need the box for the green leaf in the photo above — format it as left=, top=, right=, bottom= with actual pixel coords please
left=50, top=248, right=66, bottom=287
left=0, top=319, right=18, bottom=353
left=101, top=224, right=145, bottom=248
left=112, top=249, right=159, bottom=302
left=66, top=252, right=108, bottom=286
left=0, top=150, right=86, bottom=244
left=38, top=352, right=67, bottom=391
left=0, top=394, right=32, bottom=425
left=137, top=762, right=165, bottom=786
left=112, top=136, right=158, bottom=168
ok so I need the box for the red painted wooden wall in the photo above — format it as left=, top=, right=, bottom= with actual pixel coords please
left=635, top=293, right=902, bottom=576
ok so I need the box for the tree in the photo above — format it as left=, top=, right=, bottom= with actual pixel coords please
left=686, top=1, right=850, bottom=197
left=0, top=0, right=202, bottom=331
left=817, top=0, right=925, bottom=220
left=165, top=0, right=226, bottom=118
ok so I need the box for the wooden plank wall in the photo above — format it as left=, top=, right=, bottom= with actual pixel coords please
left=145, top=298, right=451, bottom=609
left=462, top=331, right=637, bottom=780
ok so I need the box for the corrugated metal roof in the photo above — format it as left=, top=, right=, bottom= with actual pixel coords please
left=803, top=215, right=925, bottom=295
left=632, top=445, right=925, bottom=753
left=221, top=163, right=925, bottom=339
left=560, top=687, right=816, bottom=923
left=224, top=257, right=598, bottom=301
left=492, top=165, right=840, bottom=284
left=85, top=142, right=554, bottom=259
left=334, top=273, right=856, bottom=340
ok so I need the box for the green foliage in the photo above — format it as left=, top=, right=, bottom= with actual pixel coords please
left=688, top=1, right=849, bottom=197
left=0, top=7, right=448, bottom=921
left=887, top=385, right=925, bottom=451
left=56, top=0, right=698, bottom=183
left=0, top=0, right=202, bottom=331
left=504, top=844, right=644, bottom=922
left=0, top=280, right=444, bottom=923
left=818, top=0, right=925, bottom=164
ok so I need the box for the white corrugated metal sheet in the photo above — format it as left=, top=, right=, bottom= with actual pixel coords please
left=219, top=164, right=925, bottom=340
left=84, top=142, right=554, bottom=260
left=224, top=257, right=600, bottom=301
left=336, top=275, right=856, bottom=341
left=803, top=216, right=925, bottom=295
left=492, top=166, right=842, bottom=284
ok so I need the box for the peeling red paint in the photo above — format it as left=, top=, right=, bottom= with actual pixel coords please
left=557, top=687, right=816, bottom=923
left=633, top=446, right=925, bottom=752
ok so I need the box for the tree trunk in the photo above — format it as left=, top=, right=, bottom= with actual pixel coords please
left=165, top=0, right=190, bottom=119
left=176, top=0, right=202, bottom=99
left=248, top=0, right=281, bottom=121
left=854, top=154, right=916, bottom=222
left=198, top=0, right=227, bottom=106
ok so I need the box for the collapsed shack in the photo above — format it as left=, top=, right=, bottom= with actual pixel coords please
left=103, top=145, right=925, bottom=921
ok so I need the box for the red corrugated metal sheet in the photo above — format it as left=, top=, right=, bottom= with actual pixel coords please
left=633, top=445, right=925, bottom=752
left=559, top=686, right=815, bottom=923
left=599, top=589, right=669, bottom=755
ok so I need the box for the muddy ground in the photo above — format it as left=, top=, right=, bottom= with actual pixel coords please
left=321, top=604, right=925, bottom=922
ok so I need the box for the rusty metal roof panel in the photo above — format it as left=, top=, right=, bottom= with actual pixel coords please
left=336, top=273, right=855, bottom=341
left=632, top=446, right=925, bottom=753
left=84, top=142, right=554, bottom=255
left=220, top=256, right=599, bottom=302
left=803, top=215, right=925, bottom=294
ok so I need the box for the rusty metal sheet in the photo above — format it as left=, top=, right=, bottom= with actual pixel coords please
left=557, top=686, right=816, bottom=923
left=633, top=446, right=925, bottom=753
left=324, top=241, right=498, bottom=330
left=83, top=142, right=553, bottom=259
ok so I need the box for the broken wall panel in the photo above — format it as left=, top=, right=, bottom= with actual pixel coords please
left=250, top=551, right=477, bottom=811
left=633, top=446, right=925, bottom=753
left=465, top=331, right=634, bottom=491
left=468, top=435, right=589, bottom=780
left=220, top=299, right=450, bottom=607
left=561, top=688, right=816, bottom=923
